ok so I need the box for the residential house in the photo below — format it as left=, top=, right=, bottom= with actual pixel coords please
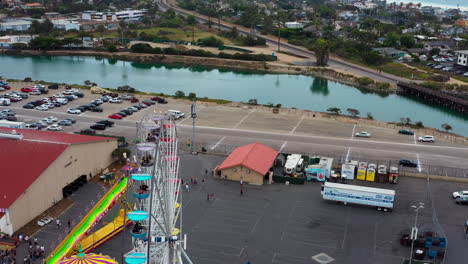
left=0, top=35, right=35, bottom=48
left=408, top=48, right=427, bottom=56
left=81, top=9, right=147, bottom=21
left=337, top=10, right=358, bottom=20
left=456, top=18, right=468, bottom=27
left=285, top=21, right=304, bottom=29
left=456, top=50, right=468, bottom=67
left=373, top=47, right=410, bottom=58
left=423, top=40, right=456, bottom=55
left=0, top=19, right=32, bottom=32
left=51, top=19, right=81, bottom=31
left=353, top=1, right=377, bottom=9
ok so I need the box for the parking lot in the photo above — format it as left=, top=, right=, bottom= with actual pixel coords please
left=52, top=154, right=468, bottom=264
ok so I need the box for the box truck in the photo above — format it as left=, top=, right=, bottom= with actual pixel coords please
left=0, top=120, right=25, bottom=129
left=321, top=182, right=395, bottom=211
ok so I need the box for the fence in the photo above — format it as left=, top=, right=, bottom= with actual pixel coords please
left=180, top=142, right=468, bottom=179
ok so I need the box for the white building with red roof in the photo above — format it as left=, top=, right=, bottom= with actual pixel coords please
left=0, top=128, right=118, bottom=235
left=216, top=143, right=278, bottom=185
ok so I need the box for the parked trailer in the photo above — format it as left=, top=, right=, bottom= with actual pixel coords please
left=321, top=182, right=395, bottom=211
left=0, top=120, right=25, bottom=129
left=284, top=154, right=303, bottom=175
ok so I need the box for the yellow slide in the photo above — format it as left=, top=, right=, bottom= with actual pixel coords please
left=75, top=209, right=131, bottom=254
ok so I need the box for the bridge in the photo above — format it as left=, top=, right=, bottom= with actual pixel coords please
left=397, top=82, right=468, bottom=114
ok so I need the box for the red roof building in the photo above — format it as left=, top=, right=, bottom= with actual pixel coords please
left=217, top=143, right=278, bottom=185
left=0, top=128, right=117, bottom=235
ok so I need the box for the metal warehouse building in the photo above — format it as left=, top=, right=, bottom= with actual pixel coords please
left=0, top=128, right=117, bottom=235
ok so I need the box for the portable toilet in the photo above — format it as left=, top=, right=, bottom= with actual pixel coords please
left=341, top=163, right=356, bottom=180
left=366, top=168, right=376, bottom=182
left=357, top=166, right=366, bottom=180
left=389, top=167, right=399, bottom=184
left=358, top=162, right=368, bottom=168
left=368, top=163, right=377, bottom=170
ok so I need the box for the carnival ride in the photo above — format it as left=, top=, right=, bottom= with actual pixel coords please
left=46, top=112, right=191, bottom=264
left=124, top=113, right=191, bottom=264
left=46, top=177, right=129, bottom=264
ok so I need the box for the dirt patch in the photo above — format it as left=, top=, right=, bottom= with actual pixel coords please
left=15, top=199, right=74, bottom=237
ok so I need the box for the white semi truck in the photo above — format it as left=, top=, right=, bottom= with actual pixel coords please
left=321, top=182, right=395, bottom=211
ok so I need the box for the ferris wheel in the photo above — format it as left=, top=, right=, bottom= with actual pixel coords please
left=124, top=113, right=191, bottom=264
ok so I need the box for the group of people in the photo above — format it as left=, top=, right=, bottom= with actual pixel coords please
left=0, top=247, right=16, bottom=264
left=183, top=177, right=205, bottom=192
left=24, top=238, right=45, bottom=264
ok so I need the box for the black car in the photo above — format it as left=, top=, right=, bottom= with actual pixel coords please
left=117, top=111, right=127, bottom=117
left=121, top=109, right=133, bottom=115
left=125, top=108, right=136, bottom=113
left=80, top=129, right=96, bottom=135
left=100, top=97, right=110, bottom=102
left=73, top=92, right=84, bottom=98
left=90, top=124, right=106, bottom=130
left=65, top=118, right=77, bottom=124
left=64, top=95, right=75, bottom=101
left=83, top=104, right=96, bottom=110
left=23, top=104, right=35, bottom=109
left=53, top=101, right=62, bottom=107
left=399, top=159, right=418, bottom=167
left=77, top=106, right=86, bottom=112
left=89, top=102, right=99, bottom=107
left=133, top=105, right=142, bottom=110
left=90, top=106, right=103, bottom=112
left=39, top=88, right=49, bottom=94
left=6, top=116, right=17, bottom=121
left=96, top=120, right=114, bottom=127
left=48, top=84, right=59, bottom=89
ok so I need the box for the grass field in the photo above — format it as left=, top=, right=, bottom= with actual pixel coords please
left=375, top=62, right=431, bottom=80
left=65, top=26, right=233, bottom=44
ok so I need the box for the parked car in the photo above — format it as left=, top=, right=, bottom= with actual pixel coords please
left=453, top=190, right=468, bottom=199
left=151, top=96, right=168, bottom=104
left=80, top=129, right=96, bottom=135
left=96, top=120, right=114, bottom=127
left=36, top=105, right=49, bottom=111
left=90, top=123, right=106, bottom=130
left=41, top=118, right=54, bottom=124
left=30, top=90, right=42, bottom=95
left=63, top=89, right=78, bottom=95
left=0, top=98, right=11, bottom=106
left=109, top=98, right=122, bottom=103
left=67, top=108, right=81, bottom=114
left=48, top=84, right=59, bottom=89
left=128, top=106, right=139, bottom=112
left=355, top=131, right=371, bottom=138
left=121, top=109, right=133, bottom=115
left=143, top=100, right=155, bottom=105
left=138, top=103, right=148, bottom=108
left=64, top=95, right=76, bottom=101
left=418, top=135, right=435, bottom=142
left=73, top=92, right=84, bottom=98
left=23, top=103, right=35, bottom=109
left=90, top=106, right=103, bottom=112
left=6, top=115, right=17, bottom=121
left=130, top=97, right=139, bottom=103
left=65, top=118, right=77, bottom=124
left=399, top=159, right=418, bottom=167
left=58, top=120, right=73, bottom=126
left=37, top=216, right=53, bottom=227
left=398, top=129, right=414, bottom=135
left=94, top=99, right=104, bottom=104
left=76, top=106, right=86, bottom=112
left=47, top=116, right=58, bottom=122
left=464, top=72, right=468, bottom=77
left=47, top=124, right=62, bottom=131
left=25, top=123, right=41, bottom=130
left=21, top=87, right=34, bottom=93
left=117, top=111, right=127, bottom=117
left=108, top=114, right=123, bottom=119
left=101, top=96, right=110, bottom=102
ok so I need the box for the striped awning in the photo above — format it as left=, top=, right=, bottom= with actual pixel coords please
left=60, top=253, right=118, bottom=264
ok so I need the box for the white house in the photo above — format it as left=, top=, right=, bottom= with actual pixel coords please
left=285, top=21, right=304, bottom=29
left=456, top=50, right=468, bottom=67
left=51, top=19, right=81, bottom=31
left=81, top=9, right=147, bottom=21
left=0, top=19, right=32, bottom=32
left=353, top=1, right=377, bottom=9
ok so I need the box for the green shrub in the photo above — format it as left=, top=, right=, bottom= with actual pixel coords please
left=198, top=36, right=224, bottom=47
left=376, top=82, right=390, bottom=90
left=11, top=43, right=28, bottom=50
left=357, top=77, right=374, bottom=86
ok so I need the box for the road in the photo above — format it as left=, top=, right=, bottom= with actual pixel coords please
left=156, top=0, right=409, bottom=84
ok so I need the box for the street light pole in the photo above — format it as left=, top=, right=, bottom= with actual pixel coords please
left=409, top=203, right=424, bottom=264
left=190, top=100, right=197, bottom=154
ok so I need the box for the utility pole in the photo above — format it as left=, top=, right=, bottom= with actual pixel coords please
left=409, top=203, right=424, bottom=264
left=190, top=100, right=197, bottom=154
left=277, top=12, right=281, bottom=52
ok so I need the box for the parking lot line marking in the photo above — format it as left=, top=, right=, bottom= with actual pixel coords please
left=233, top=110, right=255, bottom=129
left=279, top=141, right=287, bottom=152
left=416, top=153, right=422, bottom=173
left=211, top=136, right=226, bottom=150
left=351, top=124, right=356, bottom=139
left=413, top=134, right=417, bottom=145
left=345, top=147, right=352, bottom=162
left=290, top=116, right=304, bottom=134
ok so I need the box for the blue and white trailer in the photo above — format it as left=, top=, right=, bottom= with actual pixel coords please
left=321, top=182, right=395, bottom=211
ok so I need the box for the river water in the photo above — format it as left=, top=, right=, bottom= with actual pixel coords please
left=0, top=55, right=467, bottom=135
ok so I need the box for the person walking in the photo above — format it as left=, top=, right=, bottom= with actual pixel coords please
left=185, top=184, right=189, bottom=192
left=56, top=219, right=60, bottom=228
left=207, top=193, right=210, bottom=201
left=240, top=188, right=244, bottom=197
left=67, top=219, right=71, bottom=229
